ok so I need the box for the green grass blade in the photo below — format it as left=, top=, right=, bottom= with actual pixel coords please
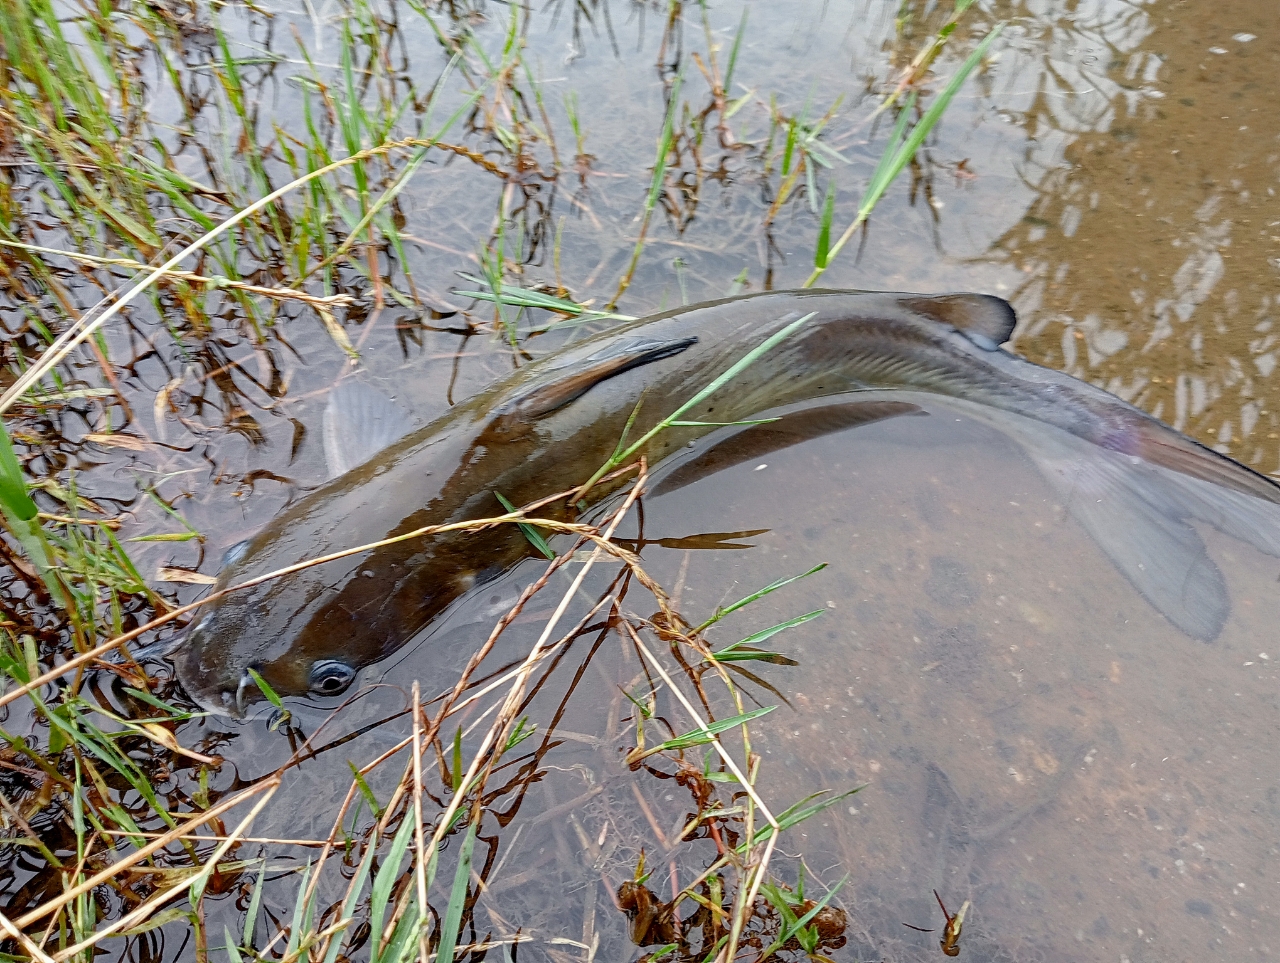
left=246, top=669, right=284, bottom=709
left=369, top=815, right=416, bottom=957
left=243, top=860, right=267, bottom=948
left=862, top=26, right=1002, bottom=216
left=859, top=92, right=916, bottom=219
left=282, top=862, right=314, bottom=959
left=347, top=761, right=384, bottom=817
left=759, top=873, right=850, bottom=958
left=655, top=706, right=776, bottom=751
left=434, top=816, right=478, bottom=963
left=646, top=73, right=683, bottom=211
left=814, top=177, right=836, bottom=269
left=378, top=895, right=422, bottom=963
left=321, top=833, right=378, bottom=963
left=715, top=610, right=825, bottom=658
left=224, top=924, right=245, bottom=963
left=723, top=8, right=748, bottom=96
left=804, top=22, right=1003, bottom=286
left=739, top=787, right=862, bottom=852
left=495, top=492, right=555, bottom=559
left=454, top=274, right=635, bottom=321
left=580, top=312, right=815, bottom=495
left=0, top=420, right=37, bottom=521
left=695, top=563, right=827, bottom=633
left=706, top=647, right=799, bottom=665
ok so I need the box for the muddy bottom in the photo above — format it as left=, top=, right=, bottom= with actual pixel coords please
left=668, top=402, right=1280, bottom=961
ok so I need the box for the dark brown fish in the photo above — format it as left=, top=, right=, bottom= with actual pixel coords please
left=170, top=290, right=1280, bottom=715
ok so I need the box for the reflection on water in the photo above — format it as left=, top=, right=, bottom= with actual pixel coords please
left=15, top=0, right=1275, bottom=575
left=990, top=0, right=1280, bottom=474
left=168, top=1, right=1278, bottom=959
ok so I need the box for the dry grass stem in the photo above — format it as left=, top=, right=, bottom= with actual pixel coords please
left=427, top=462, right=652, bottom=856
left=13, top=777, right=280, bottom=930
left=51, top=780, right=280, bottom=961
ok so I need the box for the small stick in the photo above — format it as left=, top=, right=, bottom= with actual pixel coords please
left=0, top=910, right=55, bottom=963
left=13, top=777, right=279, bottom=929
left=412, top=681, right=430, bottom=963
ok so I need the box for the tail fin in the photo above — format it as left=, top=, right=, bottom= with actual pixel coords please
left=1017, top=421, right=1280, bottom=642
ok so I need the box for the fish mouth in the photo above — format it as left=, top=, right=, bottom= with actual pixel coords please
left=233, top=669, right=252, bottom=719
left=184, top=669, right=253, bottom=720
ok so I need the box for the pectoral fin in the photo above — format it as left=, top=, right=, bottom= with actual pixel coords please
left=653, top=399, right=924, bottom=495
left=323, top=381, right=415, bottom=480
left=493, top=336, right=699, bottom=429
left=1021, top=425, right=1230, bottom=642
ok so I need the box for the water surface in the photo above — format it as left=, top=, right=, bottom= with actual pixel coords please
left=2, top=0, right=1278, bottom=960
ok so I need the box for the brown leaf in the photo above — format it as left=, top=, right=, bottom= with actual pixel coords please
left=156, top=567, right=216, bottom=584
left=84, top=432, right=152, bottom=450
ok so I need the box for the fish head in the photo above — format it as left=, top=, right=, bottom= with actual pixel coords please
left=171, top=598, right=356, bottom=719
left=170, top=529, right=507, bottom=718
left=171, top=537, right=376, bottom=718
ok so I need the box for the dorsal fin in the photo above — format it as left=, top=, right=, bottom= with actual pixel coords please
left=322, top=381, right=414, bottom=480
left=903, top=294, right=1017, bottom=350
left=489, top=335, right=698, bottom=430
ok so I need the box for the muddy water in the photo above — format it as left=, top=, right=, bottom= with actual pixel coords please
left=1000, top=0, right=1280, bottom=466
left=66, top=0, right=1273, bottom=555
left=225, top=393, right=1280, bottom=963
left=178, top=1, right=1280, bottom=959
left=135, top=0, right=1280, bottom=564
left=627, top=401, right=1280, bottom=962
left=12, top=0, right=1280, bottom=958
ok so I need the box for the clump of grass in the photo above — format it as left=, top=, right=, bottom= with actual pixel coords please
left=761, top=93, right=850, bottom=229
left=805, top=15, right=1003, bottom=284
left=0, top=441, right=854, bottom=962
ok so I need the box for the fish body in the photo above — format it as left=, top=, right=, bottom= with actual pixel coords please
left=172, top=290, right=1280, bottom=715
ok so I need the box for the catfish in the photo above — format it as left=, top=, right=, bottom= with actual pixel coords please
left=169, top=290, right=1280, bottom=716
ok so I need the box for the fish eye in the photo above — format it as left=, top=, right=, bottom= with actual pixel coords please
left=308, top=660, right=356, bottom=697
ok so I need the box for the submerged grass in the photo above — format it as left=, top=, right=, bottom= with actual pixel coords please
left=0, top=0, right=1001, bottom=958
left=806, top=11, right=1001, bottom=284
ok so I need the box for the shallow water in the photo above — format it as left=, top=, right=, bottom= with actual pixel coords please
left=215, top=395, right=1280, bottom=962
left=3, top=0, right=1279, bottom=959
left=630, top=401, right=1280, bottom=962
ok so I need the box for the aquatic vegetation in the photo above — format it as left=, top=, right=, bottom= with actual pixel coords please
left=805, top=23, right=1002, bottom=285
